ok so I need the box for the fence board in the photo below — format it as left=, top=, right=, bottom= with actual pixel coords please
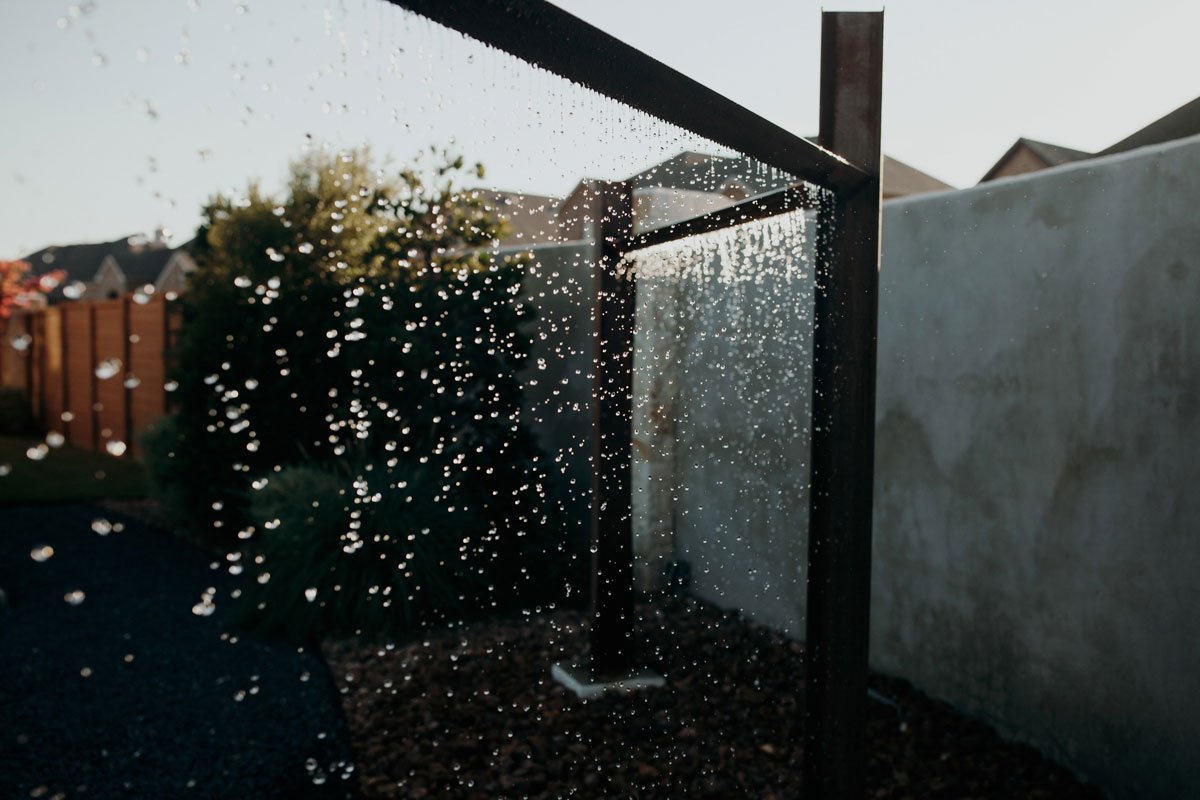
left=93, top=299, right=127, bottom=453
left=128, top=299, right=169, bottom=456
left=63, top=304, right=96, bottom=449
left=41, top=307, right=68, bottom=437
left=0, top=299, right=177, bottom=458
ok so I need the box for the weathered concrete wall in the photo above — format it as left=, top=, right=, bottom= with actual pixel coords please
left=872, top=135, right=1200, bottom=799
left=522, top=142, right=1200, bottom=796
left=624, top=135, right=1200, bottom=797
left=631, top=187, right=737, bottom=590
left=631, top=209, right=816, bottom=629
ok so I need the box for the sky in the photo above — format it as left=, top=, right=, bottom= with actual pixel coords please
left=2, top=0, right=1198, bottom=258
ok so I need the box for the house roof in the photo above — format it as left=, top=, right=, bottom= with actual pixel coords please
left=117, top=247, right=177, bottom=287
left=628, top=149, right=954, bottom=199
left=22, top=237, right=137, bottom=284
left=1019, top=138, right=1093, bottom=167
left=1100, top=95, right=1200, bottom=156
left=880, top=155, right=954, bottom=197
left=979, top=94, right=1200, bottom=184
left=20, top=235, right=185, bottom=298
left=979, top=137, right=1094, bottom=183
left=474, top=189, right=562, bottom=245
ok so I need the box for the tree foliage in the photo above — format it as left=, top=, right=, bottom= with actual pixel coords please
left=148, top=148, right=560, bottom=634
left=0, top=260, right=64, bottom=319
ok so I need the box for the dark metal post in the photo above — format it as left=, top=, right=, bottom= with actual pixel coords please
left=590, top=180, right=636, bottom=677
left=804, top=11, right=884, bottom=800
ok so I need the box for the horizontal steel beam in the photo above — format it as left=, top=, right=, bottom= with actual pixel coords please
left=386, top=0, right=869, bottom=195
left=627, top=184, right=815, bottom=251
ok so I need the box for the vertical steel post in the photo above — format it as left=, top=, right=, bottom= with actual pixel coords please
left=590, top=180, right=636, bottom=677
left=804, top=11, right=884, bottom=799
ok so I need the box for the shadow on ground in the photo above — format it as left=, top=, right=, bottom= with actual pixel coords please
left=0, top=505, right=356, bottom=800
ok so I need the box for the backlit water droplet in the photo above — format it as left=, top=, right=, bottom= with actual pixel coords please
left=94, top=358, right=122, bottom=380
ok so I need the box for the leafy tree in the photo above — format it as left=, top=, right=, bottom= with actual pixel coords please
left=147, top=148, right=560, bottom=634
left=1, top=260, right=64, bottom=318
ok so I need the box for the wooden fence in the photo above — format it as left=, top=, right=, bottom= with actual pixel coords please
left=1, top=297, right=180, bottom=458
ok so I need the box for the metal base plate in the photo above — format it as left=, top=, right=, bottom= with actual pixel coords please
left=551, top=661, right=665, bottom=700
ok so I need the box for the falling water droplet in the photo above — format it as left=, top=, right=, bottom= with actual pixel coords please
left=95, top=359, right=122, bottom=380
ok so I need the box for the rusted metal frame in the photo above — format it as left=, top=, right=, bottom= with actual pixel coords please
left=803, top=12, right=884, bottom=800
left=627, top=184, right=815, bottom=252
left=589, top=180, right=637, bottom=677
left=385, top=0, right=868, bottom=196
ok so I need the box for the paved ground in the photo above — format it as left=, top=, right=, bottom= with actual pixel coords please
left=0, top=505, right=356, bottom=800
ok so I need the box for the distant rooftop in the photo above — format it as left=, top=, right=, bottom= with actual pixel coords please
left=981, top=94, right=1200, bottom=183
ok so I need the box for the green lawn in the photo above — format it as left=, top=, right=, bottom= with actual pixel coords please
left=0, top=435, right=147, bottom=506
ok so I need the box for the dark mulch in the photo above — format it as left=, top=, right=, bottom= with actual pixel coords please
left=0, top=504, right=356, bottom=800
left=325, top=599, right=1105, bottom=799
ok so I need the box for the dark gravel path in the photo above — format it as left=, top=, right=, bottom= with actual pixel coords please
left=0, top=505, right=356, bottom=800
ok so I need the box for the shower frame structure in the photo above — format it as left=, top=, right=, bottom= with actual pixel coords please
left=386, top=3, right=883, bottom=797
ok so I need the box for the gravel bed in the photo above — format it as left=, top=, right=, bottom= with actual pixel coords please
left=0, top=504, right=356, bottom=800
left=326, top=598, right=1104, bottom=799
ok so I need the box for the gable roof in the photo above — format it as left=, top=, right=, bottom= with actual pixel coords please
left=1019, top=138, right=1093, bottom=167
left=628, top=149, right=954, bottom=199
left=979, top=94, right=1200, bottom=184
left=880, top=155, right=954, bottom=197
left=21, top=237, right=137, bottom=284
left=980, top=137, right=1093, bottom=183
left=20, top=235, right=187, bottom=299
left=1100, top=95, right=1200, bottom=156
left=116, top=246, right=176, bottom=287
left=474, top=189, right=562, bottom=245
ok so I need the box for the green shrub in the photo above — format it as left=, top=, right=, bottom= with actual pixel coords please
left=239, top=462, right=492, bottom=640
left=0, top=387, right=36, bottom=436
left=144, top=147, right=581, bottom=637
left=140, top=413, right=207, bottom=533
left=157, top=147, right=545, bottom=550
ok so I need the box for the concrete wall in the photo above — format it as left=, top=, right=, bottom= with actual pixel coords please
left=520, top=141, right=1200, bottom=796
left=871, top=135, right=1200, bottom=799
left=631, top=208, right=816, bottom=626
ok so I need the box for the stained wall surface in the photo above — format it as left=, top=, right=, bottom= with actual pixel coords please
left=871, top=134, right=1200, bottom=799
